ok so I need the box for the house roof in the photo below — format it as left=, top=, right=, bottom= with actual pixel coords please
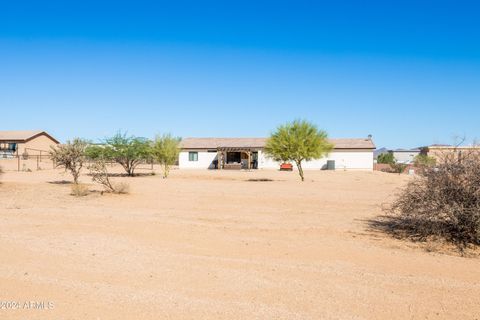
left=180, top=137, right=375, bottom=150
left=427, top=145, right=480, bottom=150
left=333, top=138, right=376, bottom=149
left=181, top=138, right=267, bottom=149
left=390, top=148, right=421, bottom=152
left=0, top=130, right=60, bottom=144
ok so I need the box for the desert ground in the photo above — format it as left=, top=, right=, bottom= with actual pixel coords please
left=0, top=166, right=479, bottom=320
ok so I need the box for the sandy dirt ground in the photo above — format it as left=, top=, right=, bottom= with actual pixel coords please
left=0, top=167, right=479, bottom=320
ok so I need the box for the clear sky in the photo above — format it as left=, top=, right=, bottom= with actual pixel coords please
left=1, top=1, right=479, bottom=148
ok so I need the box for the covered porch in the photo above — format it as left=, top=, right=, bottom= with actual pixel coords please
left=216, top=147, right=258, bottom=170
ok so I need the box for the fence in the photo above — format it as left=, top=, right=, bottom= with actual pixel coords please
left=0, top=154, right=157, bottom=173
left=0, top=154, right=55, bottom=172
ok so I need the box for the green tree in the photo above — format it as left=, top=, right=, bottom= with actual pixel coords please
left=50, top=138, right=87, bottom=184
left=377, top=153, right=395, bottom=164
left=265, top=120, right=333, bottom=181
left=152, top=134, right=181, bottom=178
left=414, top=154, right=436, bottom=168
left=86, top=132, right=152, bottom=177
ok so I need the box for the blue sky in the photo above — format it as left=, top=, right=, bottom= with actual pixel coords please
left=1, top=1, right=479, bottom=148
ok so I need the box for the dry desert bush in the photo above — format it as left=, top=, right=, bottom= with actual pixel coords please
left=112, top=181, right=130, bottom=194
left=71, top=183, right=89, bottom=197
left=373, top=148, right=480, bottom=250
left=89, top=160, right=130, bottom=194
left=50, top=138, right=87, bottom=184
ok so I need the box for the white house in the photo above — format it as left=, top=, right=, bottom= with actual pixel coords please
left=389, top=148, right=421, bottom=164
left=179, top=137, right=375, bottom=171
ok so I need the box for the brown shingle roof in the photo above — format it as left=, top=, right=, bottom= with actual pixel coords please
left=180, top=137, right=375, bottom=150
left=331, top=138, right=376, bottom=149
left=0, top=130, right=59, bottom=143
left=181, top=138, right=267, bottom=149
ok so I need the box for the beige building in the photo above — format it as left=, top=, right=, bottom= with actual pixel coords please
left=422, top=144, right=480, bottom=162
left=0, top=130, right=60, bottom=158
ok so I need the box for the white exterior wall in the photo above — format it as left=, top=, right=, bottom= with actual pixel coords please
left=179, top=149, right=374, bottom=171
left=392, top=151, right=420, bottom=164
left=258, top=149, right=373, bottom=171
left=179, top=150, right=218, bottom=169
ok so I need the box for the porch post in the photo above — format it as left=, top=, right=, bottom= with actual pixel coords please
left=217, top=150, right=221, bottom=170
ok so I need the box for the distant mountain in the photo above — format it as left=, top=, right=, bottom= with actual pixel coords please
left=374, top=147, right=389, bottom=158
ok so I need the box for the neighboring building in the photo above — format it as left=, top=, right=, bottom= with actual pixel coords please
left=389, top=148, right=421, bottom=164
left=0, top=130, right=60, bottom=158
left=421, top=145, right=480, bottom=162
left=179, top=137, right=375, bottom=171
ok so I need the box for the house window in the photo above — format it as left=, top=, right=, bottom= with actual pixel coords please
left=189, top=152, right=198, bottom=161
left=0, top=143, right=16, bottom=152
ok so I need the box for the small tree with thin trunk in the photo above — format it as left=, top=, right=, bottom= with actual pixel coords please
left=50, top=138, right=87, bottom=184
left=377, top=153, right=395, bottom=164
left=414, top=154, right=436, bottom=168
left=86, top=132, right=152, bottom=177
left=152, top=134, right=181, bottom=178
left=265, top=120, right=333, bottom=181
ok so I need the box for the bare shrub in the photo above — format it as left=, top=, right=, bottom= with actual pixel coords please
left=378, top=148, right=480, bottom=249
left=71, top=183, right=89, bottom=197
left=89, top=160, right=130, bottom=194
left=389, top=163, right=408, bottom=174
left=112, top=182, right=130, bottom=194
left=50, top=139, right=87, bottom=184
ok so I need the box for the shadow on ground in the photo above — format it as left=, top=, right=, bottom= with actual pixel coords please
left=363, top=215, right=480, bottom=256
left=364, top=215, right=435, bottom=242
left=86, top=172, right=155, bottom=178
left=48, top=180, right=73, bottom=185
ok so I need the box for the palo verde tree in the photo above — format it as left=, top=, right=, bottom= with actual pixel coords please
left=50, top=138, right=88, bottom=184
left=265, top=120, right=333, bottom=181
left=151, top=134, right=181, bottom=178
left=377, top=153, right=395, bottom=164
left=413, top=154, right=436, bottom=168
left=86, top=132, right=152, bottom=177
